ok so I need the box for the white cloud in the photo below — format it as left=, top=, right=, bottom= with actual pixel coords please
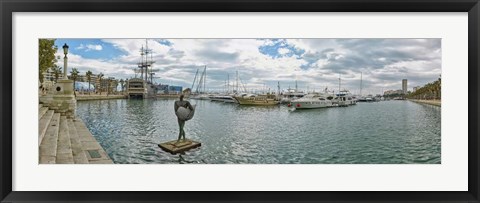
left=277, top=48, right=290, bottom=55
left=58, top=38, right=441, bottom=94
left=76, top=43, right=103, bottom=51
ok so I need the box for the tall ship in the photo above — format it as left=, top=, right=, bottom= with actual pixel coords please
left=127, top=40, right=157, bottom=99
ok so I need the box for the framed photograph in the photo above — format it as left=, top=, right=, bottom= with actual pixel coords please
left=1, top=0, right=479, bottom=202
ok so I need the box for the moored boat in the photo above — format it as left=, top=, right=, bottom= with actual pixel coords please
left=234, top=94, right=279, bottom=106
left=289, top=92, right=333, bottom=109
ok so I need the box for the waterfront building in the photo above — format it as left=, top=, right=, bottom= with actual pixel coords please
left=168, top=85, right=183, bottom=94
left=402, top=79, right=408, bottom=94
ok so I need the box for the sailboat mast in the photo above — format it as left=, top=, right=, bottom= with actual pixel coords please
left=191, top=69, right=199, bottom=90
left=236, top=70, right=239, bottom=93
left=227, top=74, right=230, bottom=94
left=360, top=72, right=363, bottom=96
left=204, top=65, right=206, bottom=93
left=339, top=74, right=341, bottom=93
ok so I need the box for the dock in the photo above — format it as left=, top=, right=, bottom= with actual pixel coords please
left=158, top=139, right=201, bottom=154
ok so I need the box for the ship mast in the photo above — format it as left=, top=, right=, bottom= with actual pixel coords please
left=137, top=39, right=154, bottom=82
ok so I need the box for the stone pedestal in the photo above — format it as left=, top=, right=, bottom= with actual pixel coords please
left=40, top=79, right=76, bottom=119
left=54, top=79, right=74, bottom=95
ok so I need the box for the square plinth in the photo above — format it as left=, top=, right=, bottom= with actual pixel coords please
left=158, top=139, right=201, bottom=154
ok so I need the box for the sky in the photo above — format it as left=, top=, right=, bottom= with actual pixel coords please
left=52, top=38, right=441, bottom=95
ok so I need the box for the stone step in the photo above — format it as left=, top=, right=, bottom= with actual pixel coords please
left=73, top=119, right=114, bottom=164
left=39, top=113, right=60, bottom=164
left=67, top=119, right=89, bottom=164
left=39, top=103, right=43, bottom=110
left=39, top=107, right=49, bottom=120
left=38, top=110, right=54, bottom=146
left=56, top=116, right=74, bottom=164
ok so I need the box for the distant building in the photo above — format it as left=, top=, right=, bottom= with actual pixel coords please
left=168, top=86, right=183, bottom=93
left=402, top=79, right=408, bottom=94
left=156, top=84, right=183, bottom=94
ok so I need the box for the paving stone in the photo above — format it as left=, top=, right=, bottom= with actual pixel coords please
left=68, top=119, right=89, bottom=164
left=39, top=113, right=60, bottom=163
left=39, top=156, right=56, bottom=164
left=39, top=107, right=48, bottom=120
left=38, top=110, right=54, bottom=146
left=56, top=116, right=74, bottom=164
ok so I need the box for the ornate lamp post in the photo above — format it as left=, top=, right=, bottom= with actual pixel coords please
left=62, top=43, right=69, bottom=79
left=41, top=42, right=76, bottom=119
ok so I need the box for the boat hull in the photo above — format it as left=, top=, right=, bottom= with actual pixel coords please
left=234, top=96, right=279, bottom=106
left=291, top=101, right=332, bottom=109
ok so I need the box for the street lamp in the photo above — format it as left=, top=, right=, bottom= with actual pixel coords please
left=62, top=43, right=69, bottom=79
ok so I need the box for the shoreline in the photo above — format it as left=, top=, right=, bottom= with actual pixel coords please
left=76, top=95, right=127, bottom=101
left=408, top=99, right=441, bottom=107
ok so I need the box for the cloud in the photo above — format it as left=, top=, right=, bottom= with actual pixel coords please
left=57, top=38, right=441, bottom=94
left=76, top=44, right=103, bottom=51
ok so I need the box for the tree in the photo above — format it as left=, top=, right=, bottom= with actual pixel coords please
left=39, top=39, right=58, bottom=83
left=70, top=68, right=80, bottom=96
left=107, top=79, right=111, bottom=96
left=119, top=79, right=125, bottom=93
left=97, top=72, right=104, bottom=95
left=86, top=70, right=93, bottom=95
left=52, top=65, right=62, bottom=83
left=114, top=80, right=119, bottom=95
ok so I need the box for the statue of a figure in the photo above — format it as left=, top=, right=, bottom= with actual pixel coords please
left=174, top=94, right=194, bottom=143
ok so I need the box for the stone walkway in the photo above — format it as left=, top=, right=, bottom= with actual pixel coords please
left=409, top=99, right=441, bottom=107
left=39, top=104, right=113, bottom=164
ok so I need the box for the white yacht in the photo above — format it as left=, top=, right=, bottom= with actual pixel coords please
left=289, top=93, right=333, bottom=109
left=210, top=95, right=237, bottom=103
left=280, top=90, right=306, bottom=104
left=334, top=90, right=356, bottom=106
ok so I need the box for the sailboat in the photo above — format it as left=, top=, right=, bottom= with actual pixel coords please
left=190, top=66, right=210, bottom=100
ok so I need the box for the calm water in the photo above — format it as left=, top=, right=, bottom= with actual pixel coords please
left=76, top=99, right=441, bottom=164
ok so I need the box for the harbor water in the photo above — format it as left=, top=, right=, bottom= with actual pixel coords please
left=76, top=99, right=441, bottom=164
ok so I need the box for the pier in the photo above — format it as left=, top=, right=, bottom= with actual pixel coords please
left=39, top=103, right=113, bottom=164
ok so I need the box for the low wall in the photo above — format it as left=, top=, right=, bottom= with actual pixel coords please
left=76, top=95, right=127, bottom=101
left=409, top=99, right=441, bottom=107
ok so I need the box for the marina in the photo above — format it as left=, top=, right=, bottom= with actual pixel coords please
left=38, top=38, right=442, bottom=164
left=76, top=99, right=441, bottom=164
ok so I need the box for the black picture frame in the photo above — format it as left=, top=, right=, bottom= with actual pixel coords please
left=1, top=0, right=479, bottom=202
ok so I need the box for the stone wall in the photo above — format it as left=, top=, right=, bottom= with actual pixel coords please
left=76, top=95, right=127, bottom=101
left=40, top=95, right=76, bottom=118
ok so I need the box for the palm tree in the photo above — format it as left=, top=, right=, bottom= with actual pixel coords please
left=86, top=70, right=93, bottom=95
left=70, top=68, right=80, bottom=96
left=52, top=65, right=62, bottom=83
left=97, top=72, right=104, bottom=95
left=106, top=79, right=111, bottom=96
left=119, top=79, right=125, bottom=93
left=114, top=80, right=119, bottom=95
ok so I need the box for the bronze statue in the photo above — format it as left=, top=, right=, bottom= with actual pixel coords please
left=174, top=94, right=194, bottom=143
